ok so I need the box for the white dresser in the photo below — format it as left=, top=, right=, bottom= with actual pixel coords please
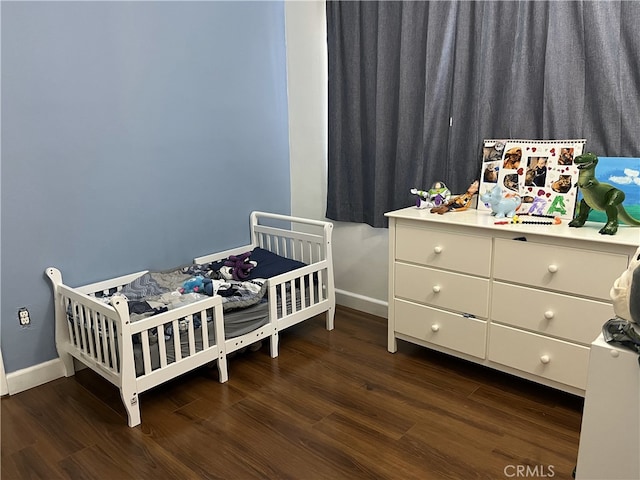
left=386, top=207, right=639, bottom=395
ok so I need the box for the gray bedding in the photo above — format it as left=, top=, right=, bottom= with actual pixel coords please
left=82, top=249, right=319, bottom=376
left=115, top=269, right=268, bottom=324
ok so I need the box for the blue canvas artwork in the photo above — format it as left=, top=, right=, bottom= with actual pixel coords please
left=582, top=156, right=640, bottom=224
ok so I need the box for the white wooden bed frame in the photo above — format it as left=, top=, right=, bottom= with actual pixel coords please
left=46, top=212, right=335, bottom=427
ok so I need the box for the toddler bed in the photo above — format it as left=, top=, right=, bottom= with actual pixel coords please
left=46, top=211, right=335, bottom=427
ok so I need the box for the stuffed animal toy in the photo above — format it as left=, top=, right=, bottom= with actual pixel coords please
left=431, top=180, right=479, bottom=214
left=202, top=278, right=215, bottom=296
left=180, top=275, right=205, bottom=294
left=611, top=246, right=640, bottom=324
left=480, top=184, right=522, bottom=218
left=603, top=249, right=640, bottom=358
left=223, top=252, right=257, bottom=281
left=411, top=182, right=451, bottom=209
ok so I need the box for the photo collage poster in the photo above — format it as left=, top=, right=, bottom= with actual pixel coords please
left=478, top=139, right=587, bottom=220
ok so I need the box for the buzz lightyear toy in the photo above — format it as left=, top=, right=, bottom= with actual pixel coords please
left=411, top=182, right=451, bottom=209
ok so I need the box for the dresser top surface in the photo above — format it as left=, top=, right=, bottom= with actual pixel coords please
left=385, top=207, right=640, bottom=248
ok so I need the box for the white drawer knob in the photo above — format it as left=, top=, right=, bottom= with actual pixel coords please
left=544, top=311, right=555, bottom=320
left=547, top=264, right=558, bottom=273
left=431, top=324, right=440, bottom=332
left=540, top=355, right=550, bottom=364
left=434, top=246, right=443, bottom=254
left=432, top=285, right=441, bottom=293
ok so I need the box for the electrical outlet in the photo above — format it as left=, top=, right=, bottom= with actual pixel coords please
left=18, top=308, right=31, bottom=326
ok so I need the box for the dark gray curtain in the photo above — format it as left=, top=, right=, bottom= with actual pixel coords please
left=326, top=1, right=640, bottom=228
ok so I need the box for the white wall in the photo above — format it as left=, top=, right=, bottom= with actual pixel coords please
left=285, top=1, right=388, bottom=318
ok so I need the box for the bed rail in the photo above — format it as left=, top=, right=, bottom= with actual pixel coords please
left=75, top=270, right=149, bottom=296
left=194, top=212, right=334, bottom=266
left=46, top=267, right=228, bottom=427
left=250, top=212, right=335, bottom=329
left=129, top=297, right=227, bottom=392
left=250, top=211, right=333, bottom=265
left=193, top=211, right=336, bottom=357
left=47, top=268, right=124, bottom=380
left=270, top=261, right=330, bottom=314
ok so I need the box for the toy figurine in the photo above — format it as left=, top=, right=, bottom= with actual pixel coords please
left=569, top=152, right=640, bottom=235
left=431, top=180, right=479, bottom=214
left=222, top=252, right=257, bottom=280
left=180, top=276, right=205, bottom=294
left=410, top=188, right=430, bottom=209
left=480, top=184, right=522, bottom=218
left=411, top=182, right=451, bottom=209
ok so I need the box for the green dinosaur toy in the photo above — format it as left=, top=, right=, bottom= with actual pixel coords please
left=569, top=152, right=640, bottom=235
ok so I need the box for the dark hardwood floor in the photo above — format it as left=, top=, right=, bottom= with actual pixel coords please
left=1, top=306, right=583, bottom=479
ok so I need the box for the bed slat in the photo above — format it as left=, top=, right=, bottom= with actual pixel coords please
left=201, top=312, right=210, bottom=348
left=68, top=299, right=80, bottom=351
left=106, top=313, right=119, bottom=372
left=158, top=324, right=168, bottom=369
left=187, top=315, right=196, bottom=356
left=85, top=306, right=96, bottom=360
left=299, top=276, right=307, bottom=310
left=141, top=331, right=152, bottom=375
left=89, top=310, right=103, bottom=364
left=78, top=303, right=91, bottom=356
left=290, top=280, right=298, bottom=314
left=99, top=313, right=112, bottom=368
left=172, top=320, right=181, bottom=362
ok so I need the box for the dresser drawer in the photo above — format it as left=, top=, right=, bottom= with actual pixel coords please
left=395, top=299, right=487, bottom=358
left=395, top=263, right=489, bottom=318
left=491, top=282, right=611, bottom=344
left=396, top=222, right=491, bottom=276
left=488, top=324, right=590, bottom=390
left=493, top=238, right=628, bottom=300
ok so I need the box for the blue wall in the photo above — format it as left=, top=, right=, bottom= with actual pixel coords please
left=1, top=1, right=291, bottom=372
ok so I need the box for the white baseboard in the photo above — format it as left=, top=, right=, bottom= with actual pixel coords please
left=335, top=289, right=388, bottom=319
left=0, top=351, right=9, bottom=396
left=6, top=358, right=66, bottom=395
